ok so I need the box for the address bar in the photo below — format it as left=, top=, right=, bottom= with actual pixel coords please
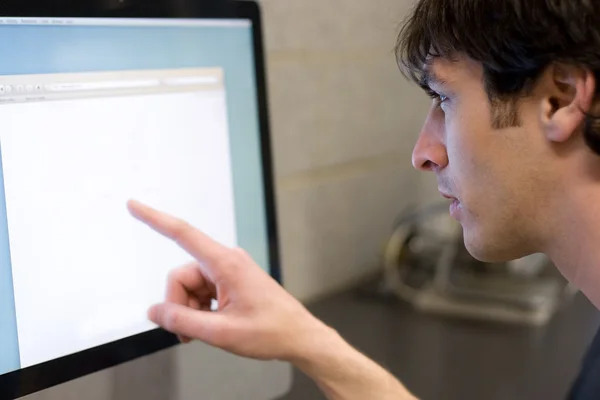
left=163, top=76, right=220, bottom=86
left=45, top=79, right=161, bottom=92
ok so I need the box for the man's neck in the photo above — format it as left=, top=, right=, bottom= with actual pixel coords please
left=546, top=184, right=600, bottom=310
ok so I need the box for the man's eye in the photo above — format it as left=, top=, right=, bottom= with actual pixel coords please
left=426, top=89, right=449, bottom=105
left=434, top=93, right=449, bottom=104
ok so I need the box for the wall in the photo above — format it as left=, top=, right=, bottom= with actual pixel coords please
left=258, top=0, right=431, bottom=302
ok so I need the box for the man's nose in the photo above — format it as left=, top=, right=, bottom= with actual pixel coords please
left=412, top=107, right=448, bottom=172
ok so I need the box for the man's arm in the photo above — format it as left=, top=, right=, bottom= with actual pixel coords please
left=128, top=200, right=418, bottom=400
left=291, top=324, right=418, bottom=400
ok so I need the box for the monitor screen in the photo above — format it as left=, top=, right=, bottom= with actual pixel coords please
left=0, top=16, right=272, bottom=377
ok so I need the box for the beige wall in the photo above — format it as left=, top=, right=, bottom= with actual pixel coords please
left=259, top=0, right=431, bottom=302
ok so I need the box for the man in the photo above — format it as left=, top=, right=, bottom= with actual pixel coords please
left=126, top=0, right=600, bottom=398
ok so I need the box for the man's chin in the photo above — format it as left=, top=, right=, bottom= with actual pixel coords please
left=462, top=232, right=532, bottom=264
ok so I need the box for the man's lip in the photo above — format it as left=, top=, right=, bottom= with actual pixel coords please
left=438, top=191, right=456, bottom=200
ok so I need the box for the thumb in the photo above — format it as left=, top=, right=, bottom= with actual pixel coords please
left=149, top=303, right=227, bottom=347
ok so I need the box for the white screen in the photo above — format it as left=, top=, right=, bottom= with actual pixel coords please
left=0, top=69, right=237, bottom=368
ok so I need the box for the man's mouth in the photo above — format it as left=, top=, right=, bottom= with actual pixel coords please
left=438, top=190, right=456, bottom=201
left=439, top=190, right=461, bottom=219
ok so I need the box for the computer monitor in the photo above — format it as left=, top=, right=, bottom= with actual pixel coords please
left=0, top=1, right=289, bottom=399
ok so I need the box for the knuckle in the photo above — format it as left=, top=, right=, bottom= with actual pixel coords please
left=167, top=269, right=186, bottom=288
left=167, top=268, right=181, bottom=282
left=216, top=248, right=244, bottom=270
left=171, top=220, right=193, bottom=242
left=231, top=247, right=250, bottom=260
left=163, top=308, right=181, bottom=331
left=168, top=262, right=198, bottom=281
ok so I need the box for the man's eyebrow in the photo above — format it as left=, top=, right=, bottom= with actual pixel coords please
left=418, top=71, right=448, bottom=91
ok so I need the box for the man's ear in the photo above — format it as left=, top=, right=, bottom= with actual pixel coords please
left=540, top=64, right=596, bottom=143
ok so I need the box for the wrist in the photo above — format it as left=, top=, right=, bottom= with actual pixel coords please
left=285, top=319, right=349, bottom=373
left=282, top=318, right=418, bottom=400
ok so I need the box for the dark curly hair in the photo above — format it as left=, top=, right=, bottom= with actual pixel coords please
left=395, top=0, right=600, bottom=155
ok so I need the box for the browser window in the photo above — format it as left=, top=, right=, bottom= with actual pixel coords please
left=0, top=67, right=238, bottom=368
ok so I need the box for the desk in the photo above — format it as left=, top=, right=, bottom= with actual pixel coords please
left=281, top=287, right=600, bottom=400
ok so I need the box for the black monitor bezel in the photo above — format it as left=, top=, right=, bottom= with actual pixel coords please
left=0, top=1, right=281, bottom=399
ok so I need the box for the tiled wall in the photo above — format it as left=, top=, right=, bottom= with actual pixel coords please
left=258, top=0, right=431, bottom=301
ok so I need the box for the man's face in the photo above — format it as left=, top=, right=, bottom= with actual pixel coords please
left=412, top=56, right=557, bottom=262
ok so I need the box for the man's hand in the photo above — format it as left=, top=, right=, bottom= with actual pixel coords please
left=128, top=199, right=418, bottom=400
left=127, top=199, right=329, bottom=362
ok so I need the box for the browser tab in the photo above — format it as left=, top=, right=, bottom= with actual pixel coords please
left=0, top=17, right=251, bottom=28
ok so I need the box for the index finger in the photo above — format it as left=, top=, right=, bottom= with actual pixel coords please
left=127, top=199, right=229, bottom=278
